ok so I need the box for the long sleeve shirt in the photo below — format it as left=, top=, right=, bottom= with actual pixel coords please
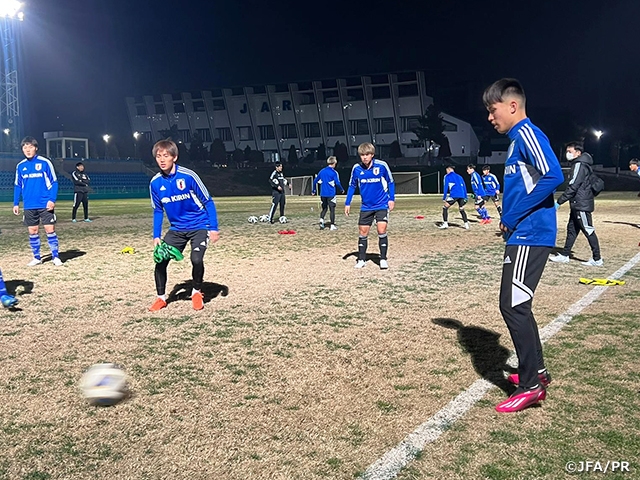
left=14, top=155, right=59, bottom=209
left=442, top=171, right=467, bottom=200
left=345, top=159, right=395, bottom=210
left=312, top=166, right=344, bottom=197
left=482, top=173, right=500, bottom=196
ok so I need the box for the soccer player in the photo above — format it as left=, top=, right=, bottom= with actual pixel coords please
left=312, top=156, right=344, bottom=230
left=13, top=136, right=63, bottom=267
left=439, top=165, right=469, bottom=230
left=344, top=142, right=395, bottom=269
left=484, top=78, right=564, bottom=412
left=71, top=162, right=91, bottom=222
left=550, top=142, right=602, bottom=266
left=267, top=162, right=288, bottom=223
left=467, top=164, right=491, bottom=224
left=481, top=164, right=503, bottom=217
left=630, top=159, right=640, bottom=177
left=0, top=267, right=18, bottom=308
left=149, top=139, right=220, bottom=312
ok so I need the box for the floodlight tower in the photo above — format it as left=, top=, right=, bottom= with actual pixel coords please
left=0, top=1, right=24, bottom=153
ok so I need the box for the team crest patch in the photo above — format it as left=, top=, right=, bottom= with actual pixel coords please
left=507, top=141, right=515, bottom=160
left=35, top=163, right=42, bottom=171
left=176, top=179, right=186, bottom=190
left=373, top=167, right=380, bottom=176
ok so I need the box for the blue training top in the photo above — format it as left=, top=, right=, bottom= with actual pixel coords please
left=482, top=172, right=501, bottom=196
left=14, top=155, right=59, bottom=209
left=345, top=159, right=395, bottom=211
left=470, top=170, right=487, bottom=197
left=502, top=118, right=564, bottom=246
left=312, top=166, right=344, bottom=197
left=442, top=171, right=467, bottom=200
left=150, top=165, right=218, bottom=238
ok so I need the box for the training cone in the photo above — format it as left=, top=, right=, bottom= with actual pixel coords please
left=415, top=215, right=425, bottom=220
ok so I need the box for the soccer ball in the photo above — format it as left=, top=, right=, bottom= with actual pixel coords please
left=79, top=363, right=128, bottom=406
left=279, top=216, right=288, bottom=224
left=247, top=216, right=258, bottom=224
left=259, top=215, right=270, bottom=223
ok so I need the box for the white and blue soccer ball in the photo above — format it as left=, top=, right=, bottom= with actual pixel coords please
left=279, top=216, right=288, bottom=224
left=259, top=215, right=270, bottom=223
left=247, top=216, right=258, bottom=224
left=80, top=363, right=128, bottom=406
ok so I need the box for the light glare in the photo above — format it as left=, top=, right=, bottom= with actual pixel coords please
left=0, top=1, right=23, bottom=18
left=103, top=134, right=110, bottom=142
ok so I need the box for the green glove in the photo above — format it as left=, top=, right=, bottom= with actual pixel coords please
left=154, top=242, right=184, bottom=263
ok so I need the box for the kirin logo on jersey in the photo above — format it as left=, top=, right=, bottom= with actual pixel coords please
left=373, top=167, right=379, bottom=176
left=35, top=163, right=42, bottom=171
left=176, top=179, right=186, bottom=191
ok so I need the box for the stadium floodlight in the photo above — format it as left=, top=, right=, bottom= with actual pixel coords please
left=102, top=134, right=110, bottom=143
left=3, top=128, right=9, bottom=135
left=594, top=130, right=603, bottom=140
left=0, top=1, right=24, bottom=19
left=133, top=131, right=141, bottom=140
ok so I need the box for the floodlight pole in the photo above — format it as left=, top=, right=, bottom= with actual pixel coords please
left=0, top=8, right=24, bottom=153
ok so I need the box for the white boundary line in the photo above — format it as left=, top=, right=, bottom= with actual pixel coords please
left=360, top=252, right=640, bottom=480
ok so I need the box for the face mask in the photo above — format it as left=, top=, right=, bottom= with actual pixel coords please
left=566, top=151, right=574, bottom=161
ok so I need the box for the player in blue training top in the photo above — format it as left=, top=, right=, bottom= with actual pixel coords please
left=345, top=142, right=395, bottom=269
left=13, top=136, right=63, bottom=267
left=484, top=78, right=564, bottom=413
left=481, top=164, right=503, bottom=217
left=467, top=164, right=491, bottom=224
left=439, top=165, right=469, bottom=230
left=312, top=155, right=344, bottom=230
left=149, top=139, right=220, bottom=312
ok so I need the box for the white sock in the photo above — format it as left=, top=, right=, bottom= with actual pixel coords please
left=191, top=289, right=201, bottom=296
left=158, top=294, right=166, bottom=301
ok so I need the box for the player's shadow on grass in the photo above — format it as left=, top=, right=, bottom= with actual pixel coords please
left=167, top=280, right=229, bottom=305
left=2, top=279, right=34, bottom=312
left=42, top=249, right=87, bottom=263
left=602, top=220, right=640, bottom=229
left=432, top=317, right=516, bottom=395
left=342, top=251, right=382, bottom=266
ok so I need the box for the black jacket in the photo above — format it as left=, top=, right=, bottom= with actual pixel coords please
left=72, top=169, right=90, bottom=193
left=269, top=169, right=287, bottom=193
left=557, top=152, right=595, bottom=212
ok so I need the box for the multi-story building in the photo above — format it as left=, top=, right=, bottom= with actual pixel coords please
left=126, top=71, right=478, bottom=162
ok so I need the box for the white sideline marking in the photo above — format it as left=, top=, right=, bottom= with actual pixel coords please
left=360, top=252, right=640, bottom=480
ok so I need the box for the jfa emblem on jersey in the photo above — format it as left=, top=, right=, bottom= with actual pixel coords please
left=373, top=167, right=380, bottom=176
left=507, top=141, right=515, bottom=160
left=35, top=163, right=42, bottom=171
left=176, top=179, right=186, bottom=191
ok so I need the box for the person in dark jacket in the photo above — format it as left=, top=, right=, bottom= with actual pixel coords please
left=550, top=142, right=602, bottom=266
left=267, top=162, right=288, bottom=223
left=71, top=162, right=91, bottom=222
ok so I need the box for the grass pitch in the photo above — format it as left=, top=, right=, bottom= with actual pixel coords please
left=0, top=193, right=638, bottom=479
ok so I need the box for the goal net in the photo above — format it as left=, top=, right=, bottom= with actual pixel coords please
left=392, top=171, right=422, bottom=194
left=288, top=175, right=314, bottom=196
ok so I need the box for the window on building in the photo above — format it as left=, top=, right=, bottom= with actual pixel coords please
left=280, top=123, right=298, bottom=139
left=297, top=81, right=312, bottom=91
left=396, top=72, right=417, bottom=82
left=302, top=122, right=321, bottom=138
left=212, top=99, right=225, bottom=111
left=345, top=88, right=364, bottom=101
left=253, top=85, right=266, bottom=94
left=173, top=102, right=185, bottom=113
left=398, top=83, right=419, bottom=97
left=196, top=128, right=212, bottom=142
left=136, top=105, right=147, bottom=115
left=238, top=126, right=254, bottom=141
left=153, top=94, right=162, bottom=102
left=370, top=74, right=389, bottom=85
left=190, top=91, right=203, bottom=99
left=325, top=121, right=345, bottom=137
left=443, top=120, right=458, bottom=132
left=321, top=79, right=337, bottom=89
left=401, top=116, right=421, bottom=132
left=178, top=129, right=191, bottom=143
left=154, top=103, right=165, bottom=114
left=349, top=119, right=369, bottom=135
left=375, top=117, right=395, bottom=134
left=372, top=86, right=391, bottom=100
left=299, top=92, right=316, bottom=105
left=275, top=84, right=289, bottom=93
left=323, top=90, right=340, bottom=103
left=211, top=88, right=223, bottom=97
left=193, top=100, right=206, bottom=112
left=259, top=125, right=275, bottom=140
left=172, top=93, right=182, bottom=101
left=231, top=87, right=244, bottom=96
left=346, top=77, right=362, bottom=87
left=216, top=127, right=232, bottom=142
left=134, top=95, right=144, bottom=103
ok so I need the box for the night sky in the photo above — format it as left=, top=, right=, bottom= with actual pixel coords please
left=18, top=0, right=640, bottom=150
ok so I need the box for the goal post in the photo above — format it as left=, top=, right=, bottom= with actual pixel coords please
left=288, top=175, right=314, bottom=196
left=392, top=171, right=422, bottom=195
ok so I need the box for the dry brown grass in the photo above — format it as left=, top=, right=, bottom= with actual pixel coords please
left=0, top=194, right=638, bottom=479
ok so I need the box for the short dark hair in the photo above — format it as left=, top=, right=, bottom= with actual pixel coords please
left=445, top=165, right=455, bottom=171
left=630, top=158, right=639, bottom=166
left=566, top=142, right=584, bottom=153
left=482, top=165, right=490, bottom=171
left=483, top=78, right=526, bottom=108
left=76, top=162, right=84, bottom=167
left=467, top=164, right=476, bottom=170
left=275, top=162, right=282, bottom=167
left=21, top=136, right=38, bottom=148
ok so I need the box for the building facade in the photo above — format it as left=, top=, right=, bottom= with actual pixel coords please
left=126, top=71, right=479, bottom=162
